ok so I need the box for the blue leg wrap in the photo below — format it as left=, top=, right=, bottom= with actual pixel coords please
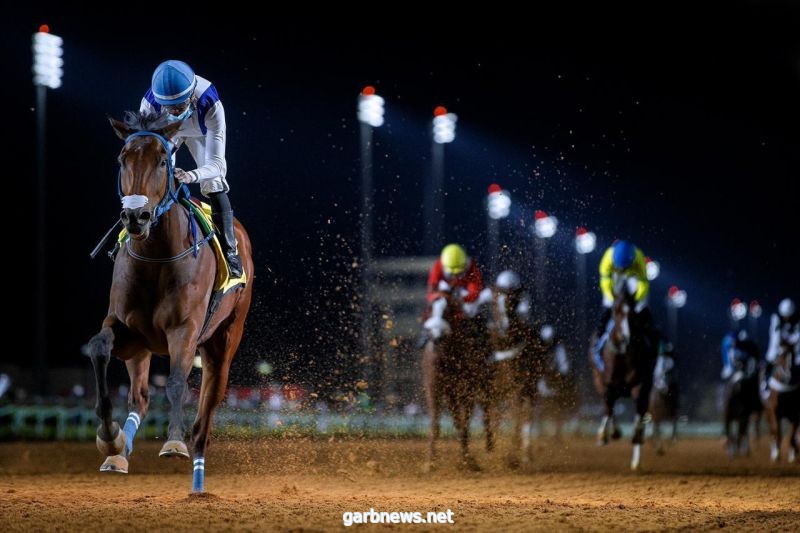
left=123, top=412, right=141, bottom=456
left=192, top=457, right=205, bottom=493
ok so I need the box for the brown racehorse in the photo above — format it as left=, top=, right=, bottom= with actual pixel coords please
left=648, top=350, right=679, bottom=455
left=486, top=288, right=546, bottom=468
left=83, top=113, right=253, bottom=493
left=422, top=289, right=490, bottom=471
left=590, top=277, right=657, bottom=470
left=762, top=342, right=799, bottom=462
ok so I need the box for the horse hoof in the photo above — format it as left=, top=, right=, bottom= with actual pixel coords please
left=99, top=454, right=128, bottom=474
left=656, top=447, right=666, bottom=456
left=788, top=449, right=797, bottom=463
left=159, top=440, right=190, bottom=458
left=96, top=422, right=126, bottom=456
left=611, top=428, right=622, bottom=440
left=421, top=461, right=437, bottom=474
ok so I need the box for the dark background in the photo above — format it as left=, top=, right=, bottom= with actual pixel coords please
left=4, top=5, right=798, bottom=406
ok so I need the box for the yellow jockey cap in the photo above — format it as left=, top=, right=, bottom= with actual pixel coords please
left=440, top=244, right=467, bottom=276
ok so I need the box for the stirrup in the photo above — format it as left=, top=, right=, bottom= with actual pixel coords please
left=107, top=242, right=121, bottom=262
left=226, top=255, right=243, bottom=279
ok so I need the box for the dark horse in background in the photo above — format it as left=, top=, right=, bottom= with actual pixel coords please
left=422, top=288, right=491, bottom=471
left=761, top=341, right=799, bottom=462
left=486, top=287, right=546, bottom=467
left=722, top=336, right=761, bottom=459
left=590, top=277, right=658, bottom=470
left=83, top=113, right=253, bottom=493
left=648, top=344, right=679, bottom=455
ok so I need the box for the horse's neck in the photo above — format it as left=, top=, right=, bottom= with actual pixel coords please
left=612, top=312, right=629, bottom=342
left=129, top=206, right=190, bottom=257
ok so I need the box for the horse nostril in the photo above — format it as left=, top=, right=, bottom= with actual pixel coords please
left=138, top=211, right=152, bottom=222
left=120, top=211, right=129, bottom=223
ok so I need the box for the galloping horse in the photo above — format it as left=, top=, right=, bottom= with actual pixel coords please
left=761, top=341, right=799, bottom=462
left=590, top=277, right=657, bottom=470
left=422, top=288, right=491, bottom=471
left=648, top=347, right=679, bottom=455
left=537, top=328, right=577, bottom=441
left=486, top=288, right=546, bottom=467
left=83, top=113, right=253, bottom=493
left=722, top=336, right=761, bottom=459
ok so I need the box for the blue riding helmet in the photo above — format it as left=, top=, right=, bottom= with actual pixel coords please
left=612, top=240, right=636, bottom=270
left=151, top=60, right=197, bottom=106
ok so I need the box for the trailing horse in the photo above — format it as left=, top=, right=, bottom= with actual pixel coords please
left=761, top=341, right=799, bottom=462
left=590, top=277, right=658, bottom=470
left=486, top=287, right=547, bottom=467
left=422, top=288, right=491, bottom=471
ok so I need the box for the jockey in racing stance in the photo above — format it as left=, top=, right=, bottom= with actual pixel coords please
left=422, top=244, right=484, bottom=341
left=764, top=297, right=799, bottom=383
left=592, top=240, right=658, bottom=369
left=488, top=269, right=532, bottom=338
left=139, top=60, right=243, bottom=278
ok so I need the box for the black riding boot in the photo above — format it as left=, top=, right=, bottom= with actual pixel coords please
left=209, top=192, right=243, bottom=278
left=212, top=209, right=243, bottom=278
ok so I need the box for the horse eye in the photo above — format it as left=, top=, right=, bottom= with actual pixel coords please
left=160, top=160, right=167, bottom=168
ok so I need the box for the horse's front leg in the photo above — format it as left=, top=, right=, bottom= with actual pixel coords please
left=598, top=385, right=616, bottom=446
left=84, top=318, right=145, bottom=473
left=95, top=349, right=152, bottom=474
left=160, top=327, right=198, bottom=459
left=765, top=394, right=781, bottom=462
left=421, top=342, right=440, bottom=471
left=84, top=320, right=124, bottom=459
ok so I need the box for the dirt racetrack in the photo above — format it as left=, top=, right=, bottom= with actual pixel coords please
left=1, top=437, right=798, bottom=531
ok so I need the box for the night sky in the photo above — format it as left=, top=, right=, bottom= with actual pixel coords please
left=5, top=6, right=799, bottom=403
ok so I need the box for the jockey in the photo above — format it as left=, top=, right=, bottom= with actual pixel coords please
left=422, top=244, right=483, bottom=340
left=541, top=324, right=570, bottom=377
left=731, top=329, right=760, bottom=378
left=491, top=269, right=531, bottom=328
left=139, top=60, right=243, bottom=278
left=592, top=240, right=656, bottom=367
left=765, top=297, right=799, bottom=366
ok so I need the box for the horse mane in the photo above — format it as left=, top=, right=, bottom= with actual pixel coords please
left=122, top=110, right=172, bottom=132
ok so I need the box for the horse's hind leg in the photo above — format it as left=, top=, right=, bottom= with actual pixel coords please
left=188, top=346, right=231, bottom=493
left=458, top=402, right=480, bottom=471
left=83, top=318, right=129, bottom=466
left=190, top=317, right=246, bottom=493
left=789, top=419, right=799, bottom=463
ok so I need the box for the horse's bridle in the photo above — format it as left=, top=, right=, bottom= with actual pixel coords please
left=117, top=130, right=212, bottom=263
left=117, top=131, right=185, bottom=227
